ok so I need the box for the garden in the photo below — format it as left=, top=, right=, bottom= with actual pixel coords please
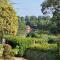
left=0, top=34, right=60, bottom=60
left=0, top=0, right=60, bottom=60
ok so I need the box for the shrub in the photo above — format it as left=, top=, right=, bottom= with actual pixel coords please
left=4, top=35, right=50, bottom=56
left=0, top=44, right=3, bottom=56
left=4, top=35, right=34, bottom=56
left=24, top=44, right=57, bottom=60
left=30, top=44, right=57, bottom=52
left=11, top=46, right=19, bottom=56
left=33, top=34, right=58, bottom=44
left=3, top=44, right=13, bottom=60
left=32, top=34, right=58, bottom=44
left=48, top=35, right=58, bottom=44
left=0, top=44, right=3, bottom=50
left=4, top=35, right=58, bottom=57
left=34, top=38, right=48, bottom=44
left=26, top=32, right=37, bottom=37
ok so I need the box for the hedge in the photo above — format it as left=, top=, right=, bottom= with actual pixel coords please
left=4, top=35, right=34, bottom=56
left=24, top=44, right=58, bottom=60
left=4, top=35, right=58, bottom=57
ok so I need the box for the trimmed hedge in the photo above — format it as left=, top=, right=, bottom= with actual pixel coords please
left=24, top=44, right=57, bottom=60
left=4, top=35, right=34, bottom=56
left=4, top=35, right=33, bottom=46
left=32, top=34, right=58, bottom=44
left=4, top=35, right=58, bottom=57
left=30, top=44, right=57, bottom=51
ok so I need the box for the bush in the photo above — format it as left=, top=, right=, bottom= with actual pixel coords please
left=26, top=32, right=37, bottom=37
left=30, top=44, right=57, bottom=52
left=0, top=44, right=3, bottom=50
left=11, top=46, right=19, bottom=56
left=24, top=44, right=57, bottom=60
left=48, top=35, right=58, bottom=44
left=34, top=38, right=48, bottom=44
left=32, top=34, right=58, bottom=44
left=3, top=44, right=13, bottom=60
left=37, top=34, right=58, bottom=44
left=0, top=44, right=3, bottom=56
left=4, top=35, right=49, bottom=56
left=4, top=35, right=58, bottom=57
left=4, top=35, right=34, bottom=56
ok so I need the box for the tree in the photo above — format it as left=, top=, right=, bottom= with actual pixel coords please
left=41, top=0, right=60, bottom=14
left=0, top=0, right=18, bottom=35
left=17, top=16, right=26, bottom=35
left=25, top=16, right=30, bottom=25
left=41, top=0, right=60, bottom=34
left=30, top=16, right=38, bottom=26
left=37, top=16, right=51, bottom=33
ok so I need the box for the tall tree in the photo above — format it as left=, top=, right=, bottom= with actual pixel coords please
left=37, top=16, right=50, bottom=32
left=30, top=16, right=38, bottom=26
left=41, top=0, right=60, bottom=33
left=41, top=0, right=60, bottom=14
left=18, top=16, right=26, bottom=35
left=0, top=0, right=18, bottom=35
left=25, top=16, right=30, bottom=25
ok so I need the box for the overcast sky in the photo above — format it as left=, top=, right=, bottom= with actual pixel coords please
left=10, top=0, right=44, bottom=17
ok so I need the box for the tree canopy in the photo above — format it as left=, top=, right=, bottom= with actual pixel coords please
left=0, top=0, right=18, bottom=35
left=41, top=0, right=60, bottom=14
left=41, top=0, right=60, bottom=34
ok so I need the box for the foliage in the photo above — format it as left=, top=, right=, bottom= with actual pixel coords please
left=24, top=44, right=57, bottom=60
left=0, top=44, right=3, bottom=50
left=11, top=46, right=19, bottom=56
left=37, top=16, right=51, bottom=31
left=4, top=34, right=58, bottom=44
left=4, top=35, right=34, bottom=56
left=0, top=44, right=3, bottom=56
left=17, top=16, right=26, bottom=36
left=4, top=34, right=58, bottom=56
left=41, top=0, right=60, bottom=14
left=15, top=15, right=54, bottom=36
left=51, top=12, right=60, bottom=33
left=29, top=34, right=58, bottom=44
left=30, top=16, right=38, bottom=26
left=30, top=44, right=57, bottom=51
left=18, top=16, right=53, bottom=36
left=0, top=0, right=18, bottom=35
left=41, top=0, right=60, bottom=34
left=3, top=44, right=13, bottom=60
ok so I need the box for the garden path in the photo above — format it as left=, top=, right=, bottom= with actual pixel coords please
left=13, top=57, right=28, bottom=60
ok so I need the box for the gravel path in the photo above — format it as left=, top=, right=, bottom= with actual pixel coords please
left=13, top=57, right=28, bottom=60
left=0, top=57, right=28, bottom=60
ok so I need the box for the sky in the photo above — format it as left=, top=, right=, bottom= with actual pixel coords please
left=10, top=0, right=44, bottom=17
